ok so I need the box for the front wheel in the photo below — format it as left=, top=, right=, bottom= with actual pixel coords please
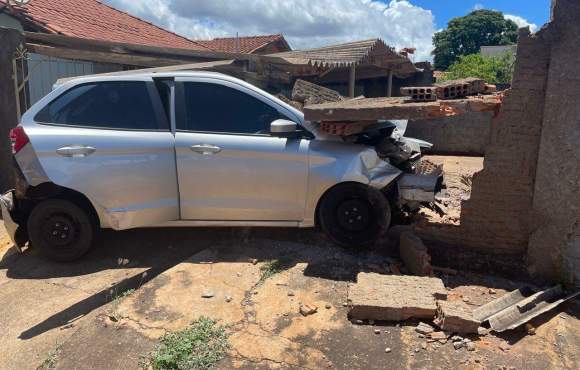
left=27, top=199, right=96, bottom=262
left=318, top=183, right=391, bottom=248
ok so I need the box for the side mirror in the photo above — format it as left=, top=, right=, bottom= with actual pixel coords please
left=270, top=119, right=298, bottom=137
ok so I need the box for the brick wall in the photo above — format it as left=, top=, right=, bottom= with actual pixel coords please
left=420, top=0, right=580, bottom=284
left=527, top=0, right=580, bottom=284
left=454, top=28, right=551, bottom=255
left=406, top=112, right=492, bottom=156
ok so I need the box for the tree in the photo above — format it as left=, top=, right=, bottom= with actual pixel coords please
left=432, top=10, right=518, bottom=70
left=440, top=53, right=515, bottom=84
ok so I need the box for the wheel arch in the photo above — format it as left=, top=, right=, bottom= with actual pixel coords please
left=23, top=182, right=101, bottom=227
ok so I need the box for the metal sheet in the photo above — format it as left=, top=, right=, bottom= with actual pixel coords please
left=474, top=286, right=580, bottom=332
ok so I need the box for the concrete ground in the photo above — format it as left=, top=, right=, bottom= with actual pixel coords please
left=0, top=156, right=577, bottom=370
left=2, top=225, right=578, bottom=370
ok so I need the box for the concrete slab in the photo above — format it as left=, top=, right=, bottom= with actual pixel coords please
left=348, top=273, right=447, bottom=321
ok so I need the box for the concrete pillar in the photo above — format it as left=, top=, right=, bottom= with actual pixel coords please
left=0, top=28, right=24, bottom=193
left=348, top=65, right=356, bottom=98
left=387, top=69, right=394, bottom=97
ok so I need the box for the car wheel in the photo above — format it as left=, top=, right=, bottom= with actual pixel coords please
left=318, top=183, right=391, bottom=248
left=27, top=199, right=95, bottom=262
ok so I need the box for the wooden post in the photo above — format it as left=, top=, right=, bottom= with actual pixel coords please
left=348, top=65, right=356, bottom=98
left=0, top=28, right=24, bottom=192
left=387, top=69, right=394, bottom=97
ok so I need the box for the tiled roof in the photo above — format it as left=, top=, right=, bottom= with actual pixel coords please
left=1, top=0, right=211, bottom=50
left=197, top=34, right=289, bottom=54
left=270, top=38, right=419, bottom=76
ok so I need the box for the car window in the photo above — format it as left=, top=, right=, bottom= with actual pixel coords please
left=36, top=81, right=160, bottom=130
left=179, top=82, right=287, bottom=135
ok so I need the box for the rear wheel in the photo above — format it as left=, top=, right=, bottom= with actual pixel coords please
left=318, top=183, right=391, bottom=248
left=27, top=199, right=95, bottom=262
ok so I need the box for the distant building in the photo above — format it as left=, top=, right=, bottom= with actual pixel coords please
left=0, top=0, right=291, bottom=108
left=197, top=34, right=291, bottom=54
left=481, top=45, right=517, bottom=58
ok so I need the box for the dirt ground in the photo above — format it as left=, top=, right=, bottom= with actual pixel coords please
left=0, top=156, right=578, bottom=370
left=421, top=155, right=484, bottom=225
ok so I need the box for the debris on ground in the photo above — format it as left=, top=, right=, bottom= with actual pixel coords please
left=435, top=300, right=481, bottom=334
left=348, top=273, right=447, bottom=321
left=201, top=290, right=215, bottom=298
left=292, top=79, right=345, bottom=106
left=415, top=322, right=435, bottom=335
left=399, top=232, right=433, bottom=276
left=473, top=285, right=580, bottom=332
left=299, top=304, right=318, bottom=316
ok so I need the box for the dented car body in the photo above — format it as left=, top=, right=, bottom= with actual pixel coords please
left=1, top=72, right=443, bottom=260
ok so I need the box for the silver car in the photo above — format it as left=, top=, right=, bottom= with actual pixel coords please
left=1, top=72, right=443, bottom=261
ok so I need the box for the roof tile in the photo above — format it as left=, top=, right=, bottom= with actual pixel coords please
left=2, top=0, right=211, bottom=50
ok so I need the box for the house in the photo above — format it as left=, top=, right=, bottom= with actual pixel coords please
left=0, top=0, right=217, bottom=107
left=197, top=34, right=291, bottom=54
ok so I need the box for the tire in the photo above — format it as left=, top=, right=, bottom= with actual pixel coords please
left=318, top=183, right=391, bottom=248
left=27, top=199, right=96, bottom=262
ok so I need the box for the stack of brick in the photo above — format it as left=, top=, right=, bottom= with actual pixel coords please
left=400, top=78, right=496, bottom=102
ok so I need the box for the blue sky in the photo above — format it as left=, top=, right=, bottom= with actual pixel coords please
left=107, top=0, right=552, bottom=61
left=409, top=0, right=551, bottom=29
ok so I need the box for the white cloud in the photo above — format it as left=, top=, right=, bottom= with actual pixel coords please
left=473, top=3, right=484, bottom=10
left=504, top=14, right=538, bottom=32
left=104, top=0, right=436, bottom=61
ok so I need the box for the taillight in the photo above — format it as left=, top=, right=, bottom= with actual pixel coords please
left=9, top=126, right=29, bottom=154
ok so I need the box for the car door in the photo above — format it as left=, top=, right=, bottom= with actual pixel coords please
left=25, top=77, right=179, bottom=229
left=174, top=77, right=309, bottom=221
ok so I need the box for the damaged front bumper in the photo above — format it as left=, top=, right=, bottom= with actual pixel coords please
left=0, top=191, right=25, bottom=252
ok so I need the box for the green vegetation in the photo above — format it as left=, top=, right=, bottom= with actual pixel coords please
left=433, top=10, right=518, bottom=70
left=441, top=53, right=515, bottom=84
left=149, top=317, right=229, bottom=370
left=258, top=259, right=292, bottom=285
left=37, top=342, right=61, bottom=370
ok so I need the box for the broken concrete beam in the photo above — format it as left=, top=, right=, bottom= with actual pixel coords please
left=348, top=273, right=447, bottom=322
left=399, top=232, right=433, bottom=276
left=434, top=300, right=481, bottom=334
left=292, top=79, right=344, bottom=105
left=400, top=87, right=437, bottom=102
left=303, top=95, right=501, bottom=122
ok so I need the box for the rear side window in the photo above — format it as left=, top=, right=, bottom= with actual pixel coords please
left=179, top=82, right=286, bottom=134
left=36, top=81, right=162, bottom=130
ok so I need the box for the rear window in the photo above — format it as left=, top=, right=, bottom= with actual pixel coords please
left=35, top=81, right=162, bottom=130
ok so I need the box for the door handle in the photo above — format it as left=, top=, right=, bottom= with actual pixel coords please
left=190, top=144, right=222, bottom=155
left=56, top=145, right=96, bottom=157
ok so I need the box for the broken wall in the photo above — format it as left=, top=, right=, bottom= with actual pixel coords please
left=421, top=0, right=579, bottom=284
left=457, top=27, right=550, bottom=255
left=527, top=0, right=580, bottom=283
left=406, top=112, right=492, bottom=156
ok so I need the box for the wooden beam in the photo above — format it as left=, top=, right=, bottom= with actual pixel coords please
left=348, top=65, right=356, bottom=98
left=387, top=69, right=394, bottom=97
left=26, top=43, right=201, bottom=67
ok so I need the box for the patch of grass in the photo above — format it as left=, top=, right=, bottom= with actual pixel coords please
left=148, top=317, right=230, bottom=370
left=258, top=259, right=292, bottom=285
left=37, top=342, right=61, bottom=370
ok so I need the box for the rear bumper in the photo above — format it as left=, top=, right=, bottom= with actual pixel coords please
left=0, top=191, right=23, bottom=251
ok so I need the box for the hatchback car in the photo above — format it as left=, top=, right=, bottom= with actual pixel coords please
left=1, top=72, right=443, bottom=261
